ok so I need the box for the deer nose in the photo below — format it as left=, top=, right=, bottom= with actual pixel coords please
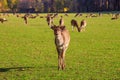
left=54, top=32, right=58, bottom=35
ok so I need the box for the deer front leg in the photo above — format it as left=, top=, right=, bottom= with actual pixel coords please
left=58, top=55, right=61, bottom=70
left=61, top=54, right=65, bottom=70
left=61, top=49, right=67, bottom=70
left=57, top=48, right=63, bottom=70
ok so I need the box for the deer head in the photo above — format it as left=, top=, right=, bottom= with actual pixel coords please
left=51, top=25, right=65, bottom=35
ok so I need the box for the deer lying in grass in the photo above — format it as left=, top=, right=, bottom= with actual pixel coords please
left=71, top=19, right=80, bottom=32
left=0, top=18, right=7, bottom=23
left=51, top=25, right=70, bottom=70
left=71, top=19, right=87, bottom=32
left=111, top=13, right=119, bottom=20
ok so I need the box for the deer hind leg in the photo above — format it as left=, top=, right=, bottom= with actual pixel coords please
left=25, top=20, right=27, bottom=24
left=80, top=27, right=82, bottom=32
left=83, top=27, right=85, bottom=32
left=72, top=26, right=74, bottom=31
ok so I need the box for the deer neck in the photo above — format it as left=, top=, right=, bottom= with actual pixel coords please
left=55, top=33, right=64, bottom=47
left=55, top=33, right=64, bottom=42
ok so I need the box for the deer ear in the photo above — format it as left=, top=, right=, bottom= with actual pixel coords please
left=51, top=25, right=56, bottom=30
left=60, top=26, right=65, bottom=30
left=51, top=26, right=54, bottom=30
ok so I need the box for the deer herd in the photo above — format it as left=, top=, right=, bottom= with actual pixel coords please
left=0, top=12, right=119, bottom=70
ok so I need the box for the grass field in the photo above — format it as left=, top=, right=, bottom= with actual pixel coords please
left=0, top=13, right=120, bottom=80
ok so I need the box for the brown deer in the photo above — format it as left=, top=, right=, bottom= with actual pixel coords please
left=64, top=13, right=68, bottom=16
left=71, top=19, right=87, bottom=32
left=0, top=18, right=7, bottom=23
left=46, top=16, right=54, bottom=27
left=111, top=13, right=119, bottom=20
left=22, top=15, right=28, bottom=24
left=74, top=13, right=82, bottom=17
left=59, top=16, right=64, bottom=26
left=71, top=19, right=80, bottom=32
left=79, top=19, right=87, bottom=32
left=51, top=25, right=70, bottom=70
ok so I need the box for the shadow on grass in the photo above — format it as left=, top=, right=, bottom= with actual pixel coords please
left=0, top=65, right=57, bottom=72
left=0, top=67, right=34, bottom=72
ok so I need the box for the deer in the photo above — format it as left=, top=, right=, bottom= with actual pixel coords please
left=71, top=19, right=80, bottom=32
left=22, top=15, right=28, bottom=24
left=46, top=16, right=53, bottom=27
left=71, top=19, right=87, bottom=32
left=59, top=16, right=64, bottom=26
left=74, top=13, right=82, bottom=17
left=0, top=18, right=7, bottom=23
left=111, top=13, right=119, bottom=20
left=51, top=25, right=70, bottom=70
left=79, top=19, right=87, bottom=32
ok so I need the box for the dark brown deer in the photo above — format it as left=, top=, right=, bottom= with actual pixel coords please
left=0, top=18, right=7, bottom=23
left=79, top=19, right=87, bottom=32
left=22, top=15, right=28, bottom=24
left=59, top=16, right=64, bottom=26
left=74, top=13, right=82, bottom=17
left=71, top=19, right=80, bottom=32
left=51, top=25, right=70, bottom=70
left=46, top=16, right=53, bottom=27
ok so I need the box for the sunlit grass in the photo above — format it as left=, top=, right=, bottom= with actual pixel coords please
left=0, top=13, right=120, bottom=80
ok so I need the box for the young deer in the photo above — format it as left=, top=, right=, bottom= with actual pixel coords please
left=79, top=19, right=87, bottom=32
left=51, top=25, right=70, bottom=70
left=71, top=19, right=80, bottom=32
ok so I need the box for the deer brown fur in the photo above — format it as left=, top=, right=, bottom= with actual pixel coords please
left=51, top=25, right=70, bottom=70
left=71, top=19, right=80, bottom=32
left=79, top=19, right=87, bottom=32
left=71, top=19, right=87, bottom=32
left=22, top=15, right=28, bottom=24
left=0, top=18, right=7, bottom=23
left=46, top=16, right=53, bottom=27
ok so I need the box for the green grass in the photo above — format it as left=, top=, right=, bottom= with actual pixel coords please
left=0, top=13, right=120, bottom=80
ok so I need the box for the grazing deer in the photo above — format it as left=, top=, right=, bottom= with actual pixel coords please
left=53, top=13, right=58, bottom=18
left=111, top=13, right=119, bottom=20
left=64, top=13, right=68, bottom=16
left=74, top=13, right=79, bottom=17
left=29, top=15, right=37, bottom=19
left=22, top=15, right=28, bottom=24
left=74, top=13, right=82, bottom=17
left=0, top=18, right=7, bottom=23
left=59, top=16, right=64, bottom=26
left=51, top=25, right=70, bottom=70
left=71, top=19, right=80, bottom=32
left=79, top=19, right=87, bottom=32
left=46, top=16, right=53, bottom=27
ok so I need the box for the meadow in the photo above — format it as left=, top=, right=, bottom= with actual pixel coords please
left=0, top=13, right=120, bottom=80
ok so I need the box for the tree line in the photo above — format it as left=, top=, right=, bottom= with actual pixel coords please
left=0, top=0, right=120, bottom=13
